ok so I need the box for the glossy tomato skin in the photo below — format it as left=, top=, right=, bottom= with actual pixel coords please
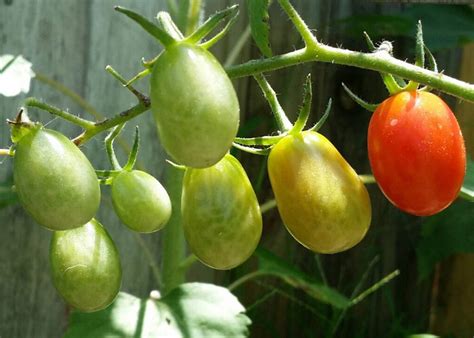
left=182, top=154, right=262, bottom=269
left=13, top=127, right=101, bottom=231
left=368, top=91, right=466, bottom=216
left=111, top=170, right=172, bottom=233
left=49, top=219, right=122, bottom=312
left=268, top=131, right=371, bottom=254
left=150, top=43, right=239, bottom=168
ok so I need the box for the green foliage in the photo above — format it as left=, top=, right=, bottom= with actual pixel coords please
left=255, top=247, right=350, bottom=309
left=65, top=283, right=251, bottom=338
left=338, top=5, right=474, bottom=51
left=246, top=0, right=272, bottom=57
left=460, top=157, right=474, bottom=201
left=417, top=198, right=474, bottom=279
left=0, top=180, right=17, bottom=209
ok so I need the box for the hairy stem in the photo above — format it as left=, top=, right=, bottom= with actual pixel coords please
left=24, top=98, right=95, bottom=130
left=72, top=101, right=150, bottom=146
left=226, top=46, right=474, bottom=102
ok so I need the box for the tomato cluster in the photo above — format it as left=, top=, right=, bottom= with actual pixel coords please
left=8, top=6, right=467, bottom=314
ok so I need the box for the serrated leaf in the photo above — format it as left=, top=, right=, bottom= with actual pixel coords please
left=416, top=199, right=474, bottom=280
left=65, top=283, right=251, bottom=338
left=247, top=0, right=272, bottom=57
left=255, top=247, right=350, bottom=309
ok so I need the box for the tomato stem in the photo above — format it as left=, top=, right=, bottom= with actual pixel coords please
left=234, top=135, right=285, bottom=146
left=0, top=148, right=14, bottom=157
left=104, top=124, right=125, bottom=171
left=161, top=166, right=187, bottom=294
left=349, top=269, right=400, bottom=306
left=24, top=98, right=95, bottom=130
left=123, top=126, right=140, bottom=171
left=105, top=65, right=148, bottom=105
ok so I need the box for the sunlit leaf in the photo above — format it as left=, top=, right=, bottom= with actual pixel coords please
left=65, top=283, right=251, bottom=338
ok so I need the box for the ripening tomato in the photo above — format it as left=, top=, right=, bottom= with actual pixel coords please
left=49, top=219, right=122, bottom=312
left=111, top=170, right=172, bottom=233
left=150, top=43, right=240, bottom=168
left=13, top=127, right=101, bottom=230
left=182, top=154, right=262, bottom=269
left=268, top=131, right=371, bottom=254
left=368, top=90, right=466, bottom=216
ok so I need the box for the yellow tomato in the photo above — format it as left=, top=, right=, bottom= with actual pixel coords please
left=268, top=131, right=371, bottom=254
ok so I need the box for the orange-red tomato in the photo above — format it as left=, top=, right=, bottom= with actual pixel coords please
left=368, top=90, right=466, bottom=216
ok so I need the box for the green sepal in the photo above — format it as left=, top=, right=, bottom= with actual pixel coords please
left=7, top=109, right=39, bottom=144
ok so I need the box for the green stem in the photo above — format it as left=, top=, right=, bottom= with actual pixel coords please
left=359, top=174, right=376, bottom=184
left=105, top=65, right=148, bottom=104
left=228, top=271, right=267, bottom=291
left=260, top=199, right=277, bottom=214
left=226, top=45, right=474, bottom=102
left=350, top=269, right=400, bottom=306
left=0, top=148, right=14, bottom=156
left=104, top=124, right=125, bottom=170
left=161, top=166, right=186, bottom=294
left=277, top=0, right=318, bottom=48
left=24, top=98, right=95, bottom=130
left=179, top=254, right=198, bottom=271
left=72, top=101, right=150, bottom=146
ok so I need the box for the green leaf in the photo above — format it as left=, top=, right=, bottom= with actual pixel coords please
left=255, top=247, right=350, bottom=309
left=65, top=283, right=251, bottom=338
left=416, top=199, right=474, bottom=280
left=0, top=181, right=17, bottom=209
left=247, top=0, right=272, bottom=57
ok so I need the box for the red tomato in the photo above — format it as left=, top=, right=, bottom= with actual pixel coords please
left=368, top=90, right=466, bottom=216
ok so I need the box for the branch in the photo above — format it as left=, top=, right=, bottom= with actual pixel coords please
left=73, top=100, right=150, bottom=146
left=226, top=45, right=474, bottom=102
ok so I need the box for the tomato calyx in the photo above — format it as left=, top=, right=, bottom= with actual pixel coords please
left=115, top=5, right=239, bottom=79
left=232, top=73, right=332, bottom=155
left=7, top=108, right=41, bottom=144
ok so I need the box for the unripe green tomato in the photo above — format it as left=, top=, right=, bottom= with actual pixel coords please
left=150, top=43, right=240, bottom=168
left=182, top=154, right=262, bottom=270
left=49, top=219, right=122, bottom=312
left=111, top=170, right=172, bottom=233
left=268, top=131, right=371, bottom=254
left=13, top=127, right=101, bottom=231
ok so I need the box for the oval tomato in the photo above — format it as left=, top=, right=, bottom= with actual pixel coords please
left=150, top=43, right=240, bottom=168
left=13, top=127, right=101, bottom=230
left=368, top=91, right=466, bottom=216
left=111, top=170, right=172, bottom=233
left=182, top=154, right=262, bottom=269
left=268, top=131, right=371, bottom=254
left=49, top=219, right=122, bottom=312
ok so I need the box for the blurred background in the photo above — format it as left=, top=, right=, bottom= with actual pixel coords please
left=0, top=1, right=473, bottom=337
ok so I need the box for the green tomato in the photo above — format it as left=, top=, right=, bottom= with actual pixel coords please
left=150, top=43, right=240, bottom=168
left=13, top=127, right=101, bottom=231
left=268, top=131, right=371, bottom=254
left=111, top=170, right=172, bottom=233
left=182, top=154, right=262, bottom=270
left=49, top=219, right=122, bottom=312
